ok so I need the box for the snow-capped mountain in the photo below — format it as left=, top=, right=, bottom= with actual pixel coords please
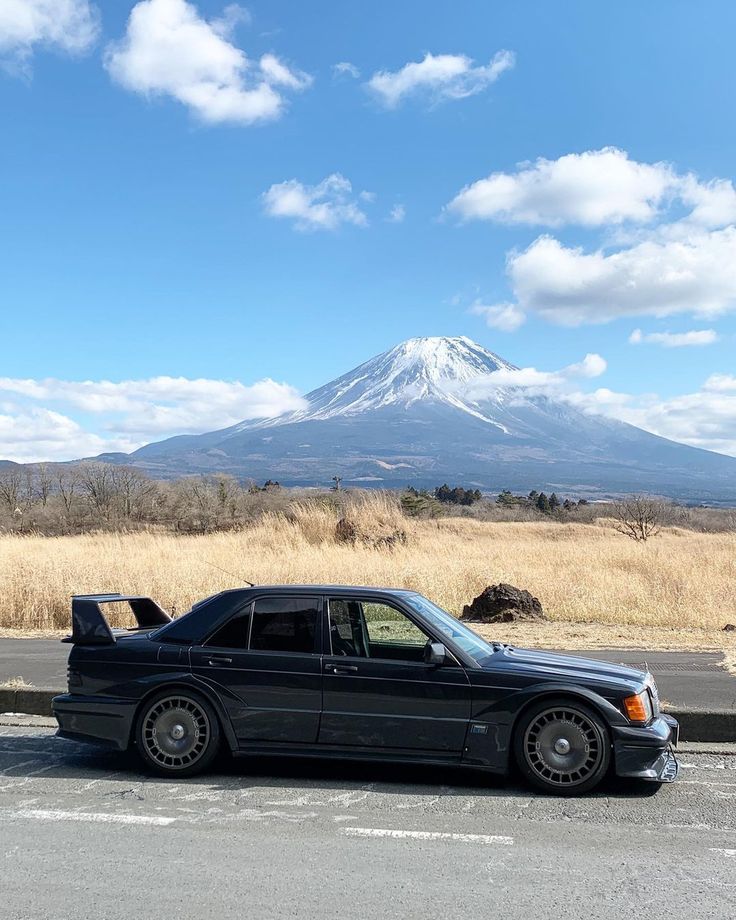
left=126, top=336, right=736, bottom=500
left=236, top=336, right=516, bottom=432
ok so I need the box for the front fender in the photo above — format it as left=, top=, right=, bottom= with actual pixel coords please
left=464, top=681, right=626, bottom=771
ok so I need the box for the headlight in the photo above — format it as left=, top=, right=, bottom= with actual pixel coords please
left=623, top=690, right=653, bottom=723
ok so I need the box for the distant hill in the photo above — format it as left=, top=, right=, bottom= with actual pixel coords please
left=113, top=336, right=736, bottom=502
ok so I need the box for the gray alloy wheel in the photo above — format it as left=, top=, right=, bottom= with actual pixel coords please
left=514, top=698, right=610, bottom=795
left=136, top=691, right=220, bottom=777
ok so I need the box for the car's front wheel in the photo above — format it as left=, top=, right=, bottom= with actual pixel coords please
left=135, top=690, right=220, bottom=777
left=514, top=697, right=610, bottom=795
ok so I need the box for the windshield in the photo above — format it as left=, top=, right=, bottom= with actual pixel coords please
left=403, top=593, right=495, bottom=663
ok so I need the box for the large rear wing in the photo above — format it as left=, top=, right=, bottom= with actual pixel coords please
left=62, top=593, right=172, bottom=645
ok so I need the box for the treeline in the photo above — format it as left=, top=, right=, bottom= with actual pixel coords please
left=0, top=463, right=294, bottom=535
left=1, top=463, right=734, bottom=536
left=496, top=489, right=589, bottom=514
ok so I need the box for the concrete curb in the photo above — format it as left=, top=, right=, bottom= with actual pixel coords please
left=0, top=688, right=56, bottom=717
left=1, top=691, right=734, bottom=743
left=664, top=707, right=736, bottom=744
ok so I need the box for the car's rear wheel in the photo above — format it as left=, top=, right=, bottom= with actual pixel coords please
left=514, top=697, right=610, bottom=795
left=135, top=690, right=220, bottom=777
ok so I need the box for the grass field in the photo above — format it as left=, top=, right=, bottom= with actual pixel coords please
left=1, top=494, right=735, bottom=649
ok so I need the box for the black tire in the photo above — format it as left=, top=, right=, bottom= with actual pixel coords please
left=135, top=689, right=221, bottom=778
left=513, top=696, right=611, bottom=796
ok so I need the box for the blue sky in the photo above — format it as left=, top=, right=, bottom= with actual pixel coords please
left=1, top=0, right=736, bottom=460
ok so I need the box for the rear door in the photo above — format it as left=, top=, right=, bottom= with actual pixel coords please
left=319, top=596, right=471, bottom=753
left=190, top=594, right=323, bottom=745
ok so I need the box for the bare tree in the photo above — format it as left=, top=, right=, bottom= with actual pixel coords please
left=611, top=495, right=662, bottom=542
left=113, top=466, right=157, bottom=520
left=77, top=463, right=117, bottom=522
left=0, top=468, right=22, bottom=513
left=36, top=463, right=52, bottom=507
left=56, top=467, right=79, bottom=517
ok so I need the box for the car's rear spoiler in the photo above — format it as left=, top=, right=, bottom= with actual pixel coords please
left=62, top=594, right=172, bottom=645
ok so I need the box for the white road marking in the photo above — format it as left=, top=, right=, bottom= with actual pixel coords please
left=6, top=808, right=175, bottom=827
left=710, top=848, right=736, bottom=858
left=341, top=827, right=514, bottom=845
left=0, top=759, right=39, bottom=776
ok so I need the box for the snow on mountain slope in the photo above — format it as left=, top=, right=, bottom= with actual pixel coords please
left=233, top=336, right=517, bottom=431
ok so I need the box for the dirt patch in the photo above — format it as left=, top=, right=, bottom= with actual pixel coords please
left=0, top=628, right=64, bottom=639
left=721, top=651, right=736, bottom=675
left=470, top=620, right=736, bottom=652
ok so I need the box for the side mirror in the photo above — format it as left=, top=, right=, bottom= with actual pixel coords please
left=424, top=641, right=447, bottom=666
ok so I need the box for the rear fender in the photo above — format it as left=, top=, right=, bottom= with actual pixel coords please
left=130, top=675, right=238, bottom=754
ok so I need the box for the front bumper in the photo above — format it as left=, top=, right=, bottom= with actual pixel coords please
left=613, top=713, right=679, bottom=783
left=52, top=693, right=137, bottom=751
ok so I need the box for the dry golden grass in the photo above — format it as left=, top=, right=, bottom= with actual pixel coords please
left=0, top=676, right=34, bottom=690
left=0, top=494, right=735, bottom=649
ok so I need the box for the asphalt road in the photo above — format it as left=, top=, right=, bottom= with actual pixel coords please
left=1, top=639, right=734, bottom=710
left=0, top=721, right=734, bottom=919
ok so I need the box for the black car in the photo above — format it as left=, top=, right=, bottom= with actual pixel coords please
left=52, top=586, right=679, bottom=795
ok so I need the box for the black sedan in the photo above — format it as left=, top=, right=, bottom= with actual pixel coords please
left=52, top=586, right=679, bottom=795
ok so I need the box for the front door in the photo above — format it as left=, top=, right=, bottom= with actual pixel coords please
left=190, top=594, right=323, bottom=744
left=319, top=597, right=471, bottom=753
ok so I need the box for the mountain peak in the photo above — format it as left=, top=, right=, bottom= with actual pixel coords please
left=130, top=334, right=736, bottom=500
left=240, top=335, right=517, bottom=430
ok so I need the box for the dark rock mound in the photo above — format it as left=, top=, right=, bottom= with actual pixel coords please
left=335, top=518, right=359, bottom=543
left=335, top=517, right=407, bottom=550
left=723, top=623, right=736, bottom=632
left=461, top=583, right=545, bottom=623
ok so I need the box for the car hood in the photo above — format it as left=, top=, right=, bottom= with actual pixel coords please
left=483, top=645, right=649, bottom=692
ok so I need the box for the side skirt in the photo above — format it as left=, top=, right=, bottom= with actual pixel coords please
left=233, top=742, right=503, bottom=773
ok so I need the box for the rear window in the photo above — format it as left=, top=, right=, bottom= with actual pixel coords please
left=206, top=606, right=251, bottom=649
left=249, top=597, right=320, bottom=654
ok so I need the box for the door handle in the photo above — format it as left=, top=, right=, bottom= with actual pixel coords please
left=326, top=664, right=358, bottom=674
left=206, top=656, right=233, bottom=666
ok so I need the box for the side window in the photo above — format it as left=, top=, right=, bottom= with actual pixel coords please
left=249, top=596, right=320, bottom=654
left=205, top=605, right=252, bottom=649
left=363, top=603, right=429, bottom=648
left=328, top=599, right=432, bottom=662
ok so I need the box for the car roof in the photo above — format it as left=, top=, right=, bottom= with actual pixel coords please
left=217, top=585, right=419, bottom=596
left=156, top=585, right=423, bottom=644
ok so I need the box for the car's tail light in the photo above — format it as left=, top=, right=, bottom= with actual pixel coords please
left=623, top=691, right=652, bottom=723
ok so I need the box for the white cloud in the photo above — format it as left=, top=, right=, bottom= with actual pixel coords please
left=629, top=328, right=719, bottom=347
left=599, top=388, right=736, bottom=458
left=0, top=375, right=307, bottom=461
left=704, top=374, right=736, bottom=392
left=448, top=147, right=736, bottom=231
left=104, top=0, right=311, bottom=125
left=0, top=0, right=99, bottom=75
left=454, top=149, right=736, bottom=329
left=387, top=204, right=405, bottom=223
left=262, top=173, right=369, bottom=230
left=0, top=407, right=136, bottom=463
left=469, top=301, right=526, bottom=332
left=505, top=227, right=736, bottom=326
left=448, top=148, right=676, bottom=226
left=463, top=352, right=607, bottom=402
left=367, top=50, right=514, bottom=109
left=333, top=61, right=360, bottom=79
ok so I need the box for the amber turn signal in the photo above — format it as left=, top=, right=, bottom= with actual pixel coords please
left=623, top=691, right=651, bottom=723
